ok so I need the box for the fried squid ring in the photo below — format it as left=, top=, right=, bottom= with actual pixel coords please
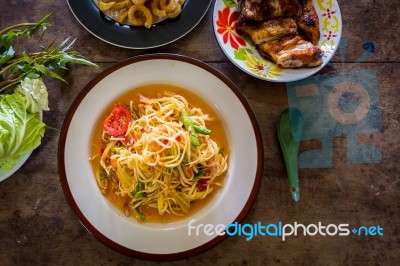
left=118, top=10, right=129, bottom=24
left=111, top=0, right=131, bottom=11
left=150, top=0, right=167, bottom=17
left=160, top=0, right=177, bottom=12
left=132, top=0, right=148, bottom=5
left=98, top=1, right=116, bottom=11
left=167, top=2, right=181, bottom=19
left=128, top=4, right=153, bottom=28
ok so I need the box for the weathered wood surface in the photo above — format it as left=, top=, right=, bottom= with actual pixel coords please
left=0, top=0, right=399, bottom=265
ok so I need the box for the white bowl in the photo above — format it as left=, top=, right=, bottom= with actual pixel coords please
left=0, top=152, right=32, bottom=182
left=58, top=54, right=263, bottom=260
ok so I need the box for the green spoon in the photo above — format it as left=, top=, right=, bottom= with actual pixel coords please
left=277, top=108, right=304, bottom=202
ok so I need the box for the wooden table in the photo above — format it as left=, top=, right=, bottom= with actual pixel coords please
left=1, top=0, right=399, bottom=264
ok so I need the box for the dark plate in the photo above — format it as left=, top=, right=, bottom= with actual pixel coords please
left=67, top=0, right=211, bottom=49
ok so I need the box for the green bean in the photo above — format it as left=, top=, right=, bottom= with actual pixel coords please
left=181, top=111, right=211, bottom=147
left=192, top=125, right=211, bottom=135
left=181, top=111, right=192, bottom=130
left=190, top=131, right=200, bottom=147
left=181, top=111, right=199, bottom=146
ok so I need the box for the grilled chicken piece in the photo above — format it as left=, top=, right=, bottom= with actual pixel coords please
left=257, top=35, right=323, bottom=68
left=239, top=0, right=268, bottom=23
left=263, top=0, right=299, bottom=19
left=297, top=0, right=320, bottom=45
left=239, top=0, right=299, bottom=22
left=237, top=17, right=297, bottom=45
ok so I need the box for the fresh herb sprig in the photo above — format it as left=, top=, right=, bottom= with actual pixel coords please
left=0, top=13, right=96, bottom=94
left=0, top=14, right=96, bottom=171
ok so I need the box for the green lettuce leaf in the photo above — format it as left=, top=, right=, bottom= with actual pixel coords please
left=17, top=77, right=49, bottom=113
left=0, top=93, right=45, bottom=171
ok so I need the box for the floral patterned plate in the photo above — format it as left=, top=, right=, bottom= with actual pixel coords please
left=213, top=0, right=342, bottom=82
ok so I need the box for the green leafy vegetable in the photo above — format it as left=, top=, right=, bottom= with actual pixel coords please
left=194, top=168, right=206, bottom=179
left=134, top=181, right=145, bottom=199
left=133, top=207, right=146, bottom=221
left=0, top=14, right=97, bottom=95
left=0, top=93, right=45, bottom=170
left=0, top=14, right=96, bottom=172
left=17, top=77, right=49, bottom=113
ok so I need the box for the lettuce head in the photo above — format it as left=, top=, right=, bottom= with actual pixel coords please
left=17, top=77, right=49, bottom=113
left=0, top=92, right=45, bottom=171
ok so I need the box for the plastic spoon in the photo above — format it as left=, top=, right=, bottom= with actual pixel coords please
left=277, top=108, right=304, bottom=201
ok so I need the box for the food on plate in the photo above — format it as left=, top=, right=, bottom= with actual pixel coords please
left=0, top=14, right=95, bottom=172
left=257, top=35, right=323, bottom=68
left=264, top=0, right=299, bottom=18
left=237, top=0, right=323, bottom=68
left=237, top=17, right=297, bottom=45
left=90, top=85, right=229, bottom=223
left=296, top=0, right=320, bottom=45
left=238, top=0, right=267, bottom=22
left=94, top=0, right=186, bottom=28
left=128, top=4, right=154, bottom=28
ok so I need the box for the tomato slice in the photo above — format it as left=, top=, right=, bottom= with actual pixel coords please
left=197, top=177, right=210, bottom=191
left=125, top=135, right=134, bottom=146
left=103, top=104, right=131, bottom=137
